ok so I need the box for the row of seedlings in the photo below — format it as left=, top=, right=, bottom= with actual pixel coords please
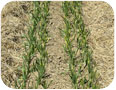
left=62, top=1, right=79, bottom=89
left=62, top=1, right=99, bottom=89
left=15, top=1, right=51, bottom=89
left=33, top=1, right=52, bottom=89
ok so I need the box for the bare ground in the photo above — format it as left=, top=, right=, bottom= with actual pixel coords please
left=1, top=1, right=33, bottom=88
left=45, top=2, right=72, bottom=89
left=82, top=1, right=114, bottom=88
left=1, top=1, right=114, bottom=89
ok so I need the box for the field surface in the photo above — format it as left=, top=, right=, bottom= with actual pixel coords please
left=1, top=1, right=114, bottom=89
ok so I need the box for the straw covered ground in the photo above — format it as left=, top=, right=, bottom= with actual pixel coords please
left=1, top=1, right=114, bottom=89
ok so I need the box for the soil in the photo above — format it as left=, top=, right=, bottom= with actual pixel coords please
left=1, top=1, right=114, bottom=89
